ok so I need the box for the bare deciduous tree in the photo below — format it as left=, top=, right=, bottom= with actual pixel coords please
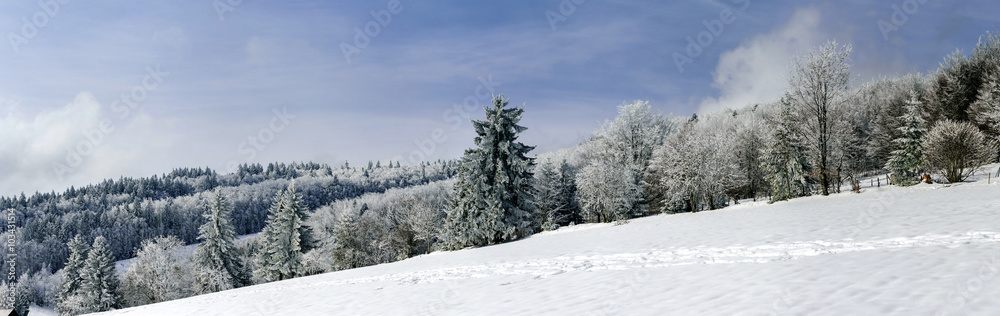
left=789, top=41, right=852, bottom=195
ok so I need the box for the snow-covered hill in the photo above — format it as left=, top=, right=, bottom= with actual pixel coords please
left=95, top=170, right=1000, bottom=315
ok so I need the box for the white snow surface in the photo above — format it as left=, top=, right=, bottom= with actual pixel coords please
left=95, top=170, right=1000, bottom=315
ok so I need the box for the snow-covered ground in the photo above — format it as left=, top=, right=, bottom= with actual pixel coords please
left=95, top=167, right=1000, bottom=315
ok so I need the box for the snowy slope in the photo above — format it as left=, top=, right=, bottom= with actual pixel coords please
left=95, top=169, right=1000, bottom=315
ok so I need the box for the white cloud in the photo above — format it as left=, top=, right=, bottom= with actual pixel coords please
left=0, top=92, right=170, bottom=196
left=698, top=7, right=826, bottom=114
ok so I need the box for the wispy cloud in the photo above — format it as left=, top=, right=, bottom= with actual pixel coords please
left=697, top=7, right=825, bottom=114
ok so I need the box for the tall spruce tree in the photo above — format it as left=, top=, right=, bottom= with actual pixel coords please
left=443, top=95, right=535, bottom=249
left=193, top=189, right=249, bottom=294
left=762, top=97, right=812, bottom=202
left=56, top=235, right=89, bottom=316
left=254, top=183, right=314, bottom=282
left=79, top=236, right=122, bottom=313
left=885, top=91, right=928, bottom=186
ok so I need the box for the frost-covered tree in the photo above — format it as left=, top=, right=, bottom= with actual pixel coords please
left=576, top=159, right=642, bottom=222
left=254, top=183, right=315, bottom=282
left=331, top=207, right=368, bottom=270
left=922, top=120, right=996, bottom=183
left=591, top=101, right=673, bottom=212
left=442, top=95, right=535, bottom=249
left=731, top=112, right=768, bottom=201
left=79, top=236, right=121, bottom=313
left=593, top=101, right=673, bottom=175
left=13, top=273, right=32, bottom=316
left=789, top=41, right=852, bottom=195
left=56, top=235, right=89, bottom=316
left=762, top=97, right=812, bottom=202
left=649, top=124, right=699, bottom=213
left=648, top=116, right=737, bottom=213
left=193, top=190, right=249, bottom=294
left=928, top=51, right=983, bottom=125
left=531, top=160, right=579, bottom=229
left=969, top=73, right=1000, bottom=147
left=121, top=236, right=194, bottom=306
left=885, top=91, right=928, bottom=186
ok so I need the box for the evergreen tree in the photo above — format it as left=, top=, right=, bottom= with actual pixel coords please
left=331, top=208, right=368, bottom=270
left=885, top=91, right=928, bottom=186
left=531, top=160, right=579, bottom=230
left=443, top=95, right=535, bottom=249
left=56, top=235, right=89, bottom=316
left=79, top=236, right=121, bottom=313
left=13, top=273, right=32, bottom=316
left=254, top=183, right=314, bottom=282
left=556, top=160, right=581, bottom=225
left=193, top=189, right=249, bottom=294
left=762, top=97, right=812, bottom=202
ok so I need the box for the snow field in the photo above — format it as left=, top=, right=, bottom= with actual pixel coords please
left=96, top=166, right=1000, bottom=315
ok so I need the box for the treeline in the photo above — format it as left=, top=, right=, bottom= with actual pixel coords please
left=438, top=31, right=1000, bottom=252
left=1, top=160, right=457, bottom=279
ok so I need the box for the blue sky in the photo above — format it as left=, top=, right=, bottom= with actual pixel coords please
left=0, top=0, right=998, bottom=195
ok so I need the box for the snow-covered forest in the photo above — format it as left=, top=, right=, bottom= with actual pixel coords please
left=3, top=29, right=1000, bottom=316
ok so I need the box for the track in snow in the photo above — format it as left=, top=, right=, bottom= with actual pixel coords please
left=255, top=231, right=1000, bottom=289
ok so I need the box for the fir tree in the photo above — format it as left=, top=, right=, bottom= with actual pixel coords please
left=762, top=97, right=812, bottom=202
left=254, top=183, right=315, bottom=282
left=79, top=236, right=121, bottom=313
left=885, top=91, right=927, bottom=186
left=13, top=273, right=32, bottom=316
left=193, top=189, right=249, bottom=294
left=56, top=235, right=89, bottom=316
left=443, top=95, right=535, bottom=249
left=532, top=160, right=580, bottom=229
left=331, top=208, right=367, bottom=270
